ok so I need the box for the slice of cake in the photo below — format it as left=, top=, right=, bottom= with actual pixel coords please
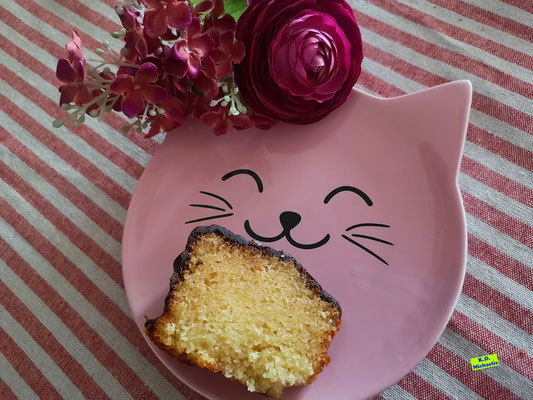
left=145, top=225, right=342, bottom=398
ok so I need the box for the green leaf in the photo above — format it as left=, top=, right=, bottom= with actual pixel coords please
left=191, top=0, right=248, bottom=21
left=223, top=0, right=247, bottom=21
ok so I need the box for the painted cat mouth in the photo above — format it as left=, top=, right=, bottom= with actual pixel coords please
left=244, top=217, right=330, bottom=250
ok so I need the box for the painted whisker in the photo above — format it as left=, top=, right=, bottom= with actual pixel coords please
left=199, top=191, right=233, bottom=210
left=341, top=234, right=389, bottom=265
left=185, top=213, right=234, bottom=224
left=189, top=204, right=226, bottom=212
left=346, top=223, right=390, bottom=231
left=351, top=234, right=393, bottom=246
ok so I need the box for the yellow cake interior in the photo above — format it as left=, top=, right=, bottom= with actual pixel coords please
left=148, top=233, right=341, bottom=397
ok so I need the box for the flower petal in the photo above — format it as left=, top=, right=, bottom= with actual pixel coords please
left=213, top=116, right=230, bottom=135
left=124, top=31, right=148, bottom=61
left=146, top=35, right=162, bottom=55
left=171, top=40, right=189, bottom=61
left=213, top=14, right=236, bottom=33
left=199, top=111, right=219, bottom=126
left=203, top=56, right=217, bottom=78
left=112, top=95, right=123, bottom=112
left=211, top=48, right=227, bottom=65
left=231, top=41, right=245, bottom=64
left=189, top=33, right=214, bottom=58
left=216, top=60, right=232, bottom=78
left=162, top=97, right=185, bottom=123
left=117, top=66, right=138, bottom=77
left=192, top=98, right=209, bottom=119
left=58, top=84, right=78, bottom=105
left=212, top=0, right=225, bottom=18
left=146, top=121, right=162, bottom=138
left=302, top=41, right=319, bottom=65
left=85, top=90, right=104, bottom=114
left=167, top=1, right=192, bottom=30
left=142, top=0, right=161, bottom=8
left=110, top=74, right=134, bottom=94
left=146, top=115, right=179, bottom=138
left=122, top=90, right=145, bottom=117
left=187, top=54, right=201, bottom=79
left=251, top=114, right=273, bottom=130
left=230, top=114, right=252, bottom=130
left=219, top=31, right=234, bottom=54
left=194, top=71, right=218, bottom=100
left=135, top=62, right=159, bottom=85
left=56, top=58, right=78, bottom=83
left=161, top=116, right=180, bottom=131
left=142, top=84, right=168, bottom=104
left=165, top=57, right=188, bottom=78
left=187, top=17, right=202, bottom=40
left=143, top=8, right=168, bottom=38
left=65, top=31, right=84, bottom=64
left=117, top=7, right=138, bottom=30
left=193, top=0, right=214, bottom=15
left=173, top=79, right=186, bottom=95
left=74, top=84, right=89, bottom=105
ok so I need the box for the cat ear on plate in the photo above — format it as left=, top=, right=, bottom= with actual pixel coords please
left=386, top=80, right=472, bottom=178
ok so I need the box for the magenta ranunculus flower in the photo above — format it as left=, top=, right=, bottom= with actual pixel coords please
left=234, top=0, right=363, bottom=124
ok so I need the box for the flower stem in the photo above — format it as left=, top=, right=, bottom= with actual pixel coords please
left=106, top=95, right=120, bottom=111
left=140, top=102, right=150, bottom=125
left=89, top=59, right=140, bottom=69
left=65, top=89, right=111, bottom=122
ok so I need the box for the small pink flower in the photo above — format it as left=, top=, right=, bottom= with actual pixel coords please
left=110, top=62, right=168, bottom=117
left=56, top=31, right=84, bottom=83
left=56, top=31, right=88, bottom=106
left=250, top=114, right=274, bottom=130
left=171, top=18, right=215, bottom=79
left=146, top=116, right=179, bottom=138
left=203, top=0, right=237, bottom=35
left=192, top=0, right=215, bottom=16
left=146, top=97, right=185, bottom=137
left=117, top=7, right=148, bottom=62
left=211, top=31, right=245, bottom=77
left=194, top=71, right=219, bottom=101
left=200, top=108, right=252, bottom=135
left=58, top=83, right=89, bottom=107
left=143, top=0, right=193, bottom=38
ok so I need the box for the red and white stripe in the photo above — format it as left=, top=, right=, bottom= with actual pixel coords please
left=1, top=0, right=531, bottom=399
left=499, top=0, right=533, bottom=15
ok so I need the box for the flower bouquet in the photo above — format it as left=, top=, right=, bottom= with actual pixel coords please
left=55, top=0, right=363, bottom=137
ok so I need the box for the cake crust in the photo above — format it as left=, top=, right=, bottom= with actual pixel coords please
left=147, top=225, right=341, bottom=322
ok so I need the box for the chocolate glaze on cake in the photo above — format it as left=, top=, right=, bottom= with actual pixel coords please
left=145, top=224, right=341, bottom=332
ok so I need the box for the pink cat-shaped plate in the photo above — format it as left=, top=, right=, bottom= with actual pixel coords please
left=122, top=80, right=472, bottom=400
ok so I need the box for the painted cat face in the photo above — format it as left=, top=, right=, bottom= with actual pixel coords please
left=134, top=81, right=471, bottom=275
left=124, top=81, right=471, bottom=400
left=185, top=168, right=393, bottom=265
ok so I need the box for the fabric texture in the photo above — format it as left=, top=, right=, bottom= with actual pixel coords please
left=0, top=0, right=531, bottom=399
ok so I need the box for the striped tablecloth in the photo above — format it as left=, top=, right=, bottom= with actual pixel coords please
left=1, top=0, right=531, bottom=399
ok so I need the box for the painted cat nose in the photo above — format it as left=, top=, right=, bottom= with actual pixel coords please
left=279, top=211, right=301, bottom=231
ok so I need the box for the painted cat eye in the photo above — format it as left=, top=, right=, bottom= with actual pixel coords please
left=221, top=169, right=263, bottom=193
left=323, top=186, right=373, bottom=206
